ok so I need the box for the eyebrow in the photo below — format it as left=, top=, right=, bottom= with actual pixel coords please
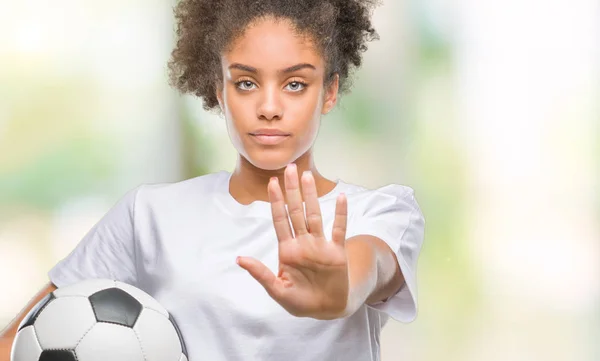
left=228, top=63, right=316, bottom=74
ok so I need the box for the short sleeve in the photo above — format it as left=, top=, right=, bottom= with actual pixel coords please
left=346, top=184, right=425, bottom=323
left=48, top=185, right=143, bottom=288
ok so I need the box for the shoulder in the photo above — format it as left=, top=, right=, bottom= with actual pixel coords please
left=133, top=171, right=227, bottom=204
left=342, top=181, right=426, bottom=251
left=341, top=180, right=419, bottom=211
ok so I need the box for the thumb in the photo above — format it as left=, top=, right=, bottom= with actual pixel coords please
left=237, top=256, right=281, bottom=298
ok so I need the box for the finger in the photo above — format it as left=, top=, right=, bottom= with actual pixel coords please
left=301, top=170, right=324, bottom=237
left=331, top=193, right=347, bottom=245
left=268, top=177, right=294, bottom=242
left=237, top=256, right=282, bottom=299
left=285, top=163, right=308, bottom=237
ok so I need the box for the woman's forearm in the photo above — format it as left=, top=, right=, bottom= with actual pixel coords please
left=345, top=235, right=404, bottom=315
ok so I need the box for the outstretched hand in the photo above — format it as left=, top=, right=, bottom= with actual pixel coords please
left=236, top=163, right=351, bottom=320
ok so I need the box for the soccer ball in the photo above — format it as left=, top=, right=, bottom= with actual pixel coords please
left=11, top=279, right=188, bottom=361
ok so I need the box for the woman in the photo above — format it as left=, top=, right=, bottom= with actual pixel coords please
left=0, top=1, right=425, bottom=360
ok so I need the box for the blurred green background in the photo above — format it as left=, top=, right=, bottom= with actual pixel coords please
left=1, top=0, right=598, bottom=360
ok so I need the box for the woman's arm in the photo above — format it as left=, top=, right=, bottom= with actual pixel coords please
left=0, top=282, right=58, bottom=361
left=345, top=235, right=405, bottom=313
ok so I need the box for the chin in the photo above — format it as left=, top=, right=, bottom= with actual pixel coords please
left=243, top=149, right=295, bottom=171
left=247, top=158, right=291, bottom=171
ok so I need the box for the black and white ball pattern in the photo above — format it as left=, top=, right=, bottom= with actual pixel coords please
left=11, top=279, right=187, bottom=361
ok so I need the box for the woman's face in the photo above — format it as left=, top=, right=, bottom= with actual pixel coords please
left=216, top=17, right=338, bottom=171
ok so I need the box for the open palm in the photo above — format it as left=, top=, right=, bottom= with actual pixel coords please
left=236, top=164, right=350, bottom=320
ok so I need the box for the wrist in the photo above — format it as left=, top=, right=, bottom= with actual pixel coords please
left=347, top=239, right=379, bottom=305
left=341, top=260, right=377, bottom=318
left=342, top=284, right=367, bottom=318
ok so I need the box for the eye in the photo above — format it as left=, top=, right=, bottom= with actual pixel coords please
left=285, top=81, right=307, bottom=92
left=235, top=80, right=256, bottom=91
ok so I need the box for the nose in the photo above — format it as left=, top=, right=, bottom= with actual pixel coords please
left=256, top=84, right=283, bottom=121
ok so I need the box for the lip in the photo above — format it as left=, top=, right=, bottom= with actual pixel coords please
left=249, top=134, right=290, bottom=145
left=250, top=128, right=291, bottom=136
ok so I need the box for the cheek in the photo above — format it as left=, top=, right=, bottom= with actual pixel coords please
left=291, top=108, right=322, bottom=150
left=302, top=89, right=324, bottom=131
left=223, top=88, right=241, bottom=118
left=281, top=89, right=324, bottom=147
left=224, top=91, right=248, bottom=132
left=289, top=87, right=324, bottom=121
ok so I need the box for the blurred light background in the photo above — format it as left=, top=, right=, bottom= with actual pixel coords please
left=1, top=0, right=598, bottom=360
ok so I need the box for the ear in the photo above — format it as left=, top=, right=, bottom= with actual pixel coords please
left=321, top=73, right=339, bottom=115
left=216, top=83, right=224, bottom=112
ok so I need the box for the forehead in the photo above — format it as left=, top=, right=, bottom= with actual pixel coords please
left=223, top=17, right=324, bottom=70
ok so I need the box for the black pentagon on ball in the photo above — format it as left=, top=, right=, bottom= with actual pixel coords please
left=38, top=349, right=77, bottom=361
left=169, top=314, right=188, bottom=357
left=17, top=292, right=55, bottom=332
left=89, top=287, right=142, bottom=327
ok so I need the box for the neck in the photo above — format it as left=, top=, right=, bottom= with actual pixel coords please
left=228, top=151, right=336, bottom=205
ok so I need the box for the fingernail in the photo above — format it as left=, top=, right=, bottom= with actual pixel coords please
left=303, top=170, right=312, bottom=178
left=236, top=256, right=241, bottom=265
left=288, top=163, right=296, bottom=169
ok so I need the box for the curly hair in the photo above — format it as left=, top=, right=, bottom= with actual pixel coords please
left=168, top=0, right=381, bottom=112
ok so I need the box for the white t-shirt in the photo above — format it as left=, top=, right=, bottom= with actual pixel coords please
left=48, top=170, right=425, bottom=361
